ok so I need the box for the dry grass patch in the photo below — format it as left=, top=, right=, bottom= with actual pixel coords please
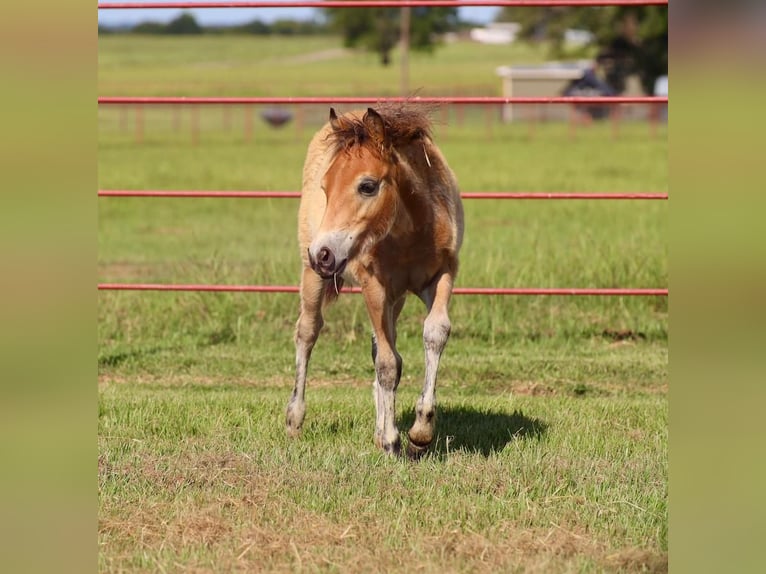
left=100, top=416, right=666, bottom=572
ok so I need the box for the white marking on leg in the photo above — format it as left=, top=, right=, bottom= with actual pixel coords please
left=372, top=375, right=385, bottom=448
left=409, top=272, right=454, bottom=457
left=287, top=335, right=312, bottom=435
left=362, top=283, right=404, bottom=455
left=374, top=349, right=402, bottom=454
left=287, top=269, right=324, bottom=437
left=415, top=310, right=449, bottom=437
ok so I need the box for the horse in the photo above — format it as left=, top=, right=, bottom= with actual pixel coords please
left=285, top=104, right=464, bottom=459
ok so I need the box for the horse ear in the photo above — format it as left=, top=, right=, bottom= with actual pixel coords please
left=329, top=107, right=344, bottom=131
left=363, top=107, right=388, bottom=148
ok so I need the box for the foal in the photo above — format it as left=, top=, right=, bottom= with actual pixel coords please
left=286, top=105, right=464, bottom=458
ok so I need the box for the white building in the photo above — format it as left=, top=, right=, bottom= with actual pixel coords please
left=470, top=23, right=521, bottom=45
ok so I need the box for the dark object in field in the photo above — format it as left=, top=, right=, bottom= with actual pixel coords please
left=261, top=107, right=293, bottom=128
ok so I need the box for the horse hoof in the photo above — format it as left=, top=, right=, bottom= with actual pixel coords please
left=382, top=438, right=402, bottom=457
left=406, top=440, right=430, bottom=461
left=285, top=414, right=303, bottom=438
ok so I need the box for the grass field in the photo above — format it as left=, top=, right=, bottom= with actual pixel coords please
left=98, top=34, right=668, bottom=572
left=98, top=34, right=552, bottom=97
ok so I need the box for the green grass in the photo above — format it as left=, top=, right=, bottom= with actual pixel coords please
left=100, top=384, right=666, bottom=572
left=99, top=34, right=667, bottom=572
left=98, top=34, right=551, bottom=97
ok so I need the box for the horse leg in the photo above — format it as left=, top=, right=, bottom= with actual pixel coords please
left=363, top=281, right=402, bottom=455
left=286, top=266, right=325, bottom=437
left=370, top=297, right=406, bottom=450
left=408, top=270, right=454, bottom=460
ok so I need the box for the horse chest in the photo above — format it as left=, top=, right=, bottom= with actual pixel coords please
left=368, top=240, right=444, bottom=292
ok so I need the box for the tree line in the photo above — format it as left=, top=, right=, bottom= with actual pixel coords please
left=99, top=7, right=667, bottom=91
left=97, top=10, right=464, bottom=66
left=498, top=4, right=667, bottom=95
left=98, top=13, right=331, bottom=37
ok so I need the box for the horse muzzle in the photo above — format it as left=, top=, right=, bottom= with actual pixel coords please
left=308, top=246, right=348, bottom=280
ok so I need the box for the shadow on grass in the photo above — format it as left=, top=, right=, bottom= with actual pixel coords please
left=399, top=405, right=547, bottom=458
left=98, top=346, right=174, bottom=368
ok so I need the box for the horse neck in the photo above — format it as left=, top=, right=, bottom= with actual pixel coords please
left=393, top=138, right=447, bottom=217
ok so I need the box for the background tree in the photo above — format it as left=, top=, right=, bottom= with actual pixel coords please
left=131, top=21, right=166, bottom=34
left=131, top=12, right=203, bottom=35
left=324, top=5, right=458, bottom=66
left=164, top=12, right=203, bottom=35
left=410, top=7, right=460, bottom=53
left=495, top=5, right=667, bottom=94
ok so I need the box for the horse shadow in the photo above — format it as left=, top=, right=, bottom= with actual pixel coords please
left=398, top=404, right=548, bottom=458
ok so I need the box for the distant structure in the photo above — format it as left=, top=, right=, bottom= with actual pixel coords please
left=469, top=23, right=521, bottom=45
left=564, top=29, right=594, bottom=48
left=470, top=24, right=593, bottom=47
left=496, top=62, right=590, bottom=122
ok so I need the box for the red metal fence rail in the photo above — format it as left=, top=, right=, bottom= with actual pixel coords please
left=97, top=284, right=668, bottom=296
left=99, top=96, right=667, bottom=106
left=99, top=1, right=668, bottom=10
left=98, top=190, right=668, bottom=200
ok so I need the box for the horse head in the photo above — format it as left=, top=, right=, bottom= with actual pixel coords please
left=307, top=107, right=401, bottom=280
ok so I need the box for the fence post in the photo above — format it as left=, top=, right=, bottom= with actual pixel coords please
left=172, top=105, right=181, bottom=132
left=611, top=104, right=621, bottom=140
left=134, top=106, right=144, bottom=143
left=244, top=106, right=253, bottom=143
left=119, top=106, right=128, bottom=132
left=295, top=105, right=305, bottom=140
left=191, top=105, right=200, bottom=146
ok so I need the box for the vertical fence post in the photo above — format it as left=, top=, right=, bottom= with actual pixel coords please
left=400, top=7, right=410, bottom=97
left=191, top=105, right=200, bottom=146
left=172, top=105, right=181, bottom=133
left=134, top=106, right=144, bottom=143
left=119, top=106, right=128, bottom=132
left=649, top=103, right=658, bottom=138
left=244, top=106, right=253, bottom=143
left=485, top=104, right=493, bottom=140
left=295, top=105, right=304, bottom=141
left=528, top=104, right=539, bottom=140
left=568, top=105, right=578, bottom=141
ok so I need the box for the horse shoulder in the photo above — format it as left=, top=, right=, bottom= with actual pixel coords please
left=422, top=141, right=463, bottom=254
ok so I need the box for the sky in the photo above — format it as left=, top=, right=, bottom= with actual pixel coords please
left=97, top=2, right=501, bottom=27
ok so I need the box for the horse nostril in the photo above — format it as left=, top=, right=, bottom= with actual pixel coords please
left=317, top=247, right=335, bottom=270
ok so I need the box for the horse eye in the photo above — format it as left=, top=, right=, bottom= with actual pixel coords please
left=357, top=179, right=379, bottom=197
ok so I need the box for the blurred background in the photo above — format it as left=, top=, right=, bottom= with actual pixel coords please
left=98, top=1, right=668, bottom=131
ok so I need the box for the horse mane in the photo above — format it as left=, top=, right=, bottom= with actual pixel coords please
left=327, top=103, right=435, bottom=156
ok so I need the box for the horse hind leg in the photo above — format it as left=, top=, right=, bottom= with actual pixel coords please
left=286, top=267, right=325, bottom=437
left=370, top=334, right=382, bottom=448
left=408, top=271, right=454, bottom=460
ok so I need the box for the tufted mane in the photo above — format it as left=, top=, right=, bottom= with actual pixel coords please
left=327, top=103, right=435, bottom=155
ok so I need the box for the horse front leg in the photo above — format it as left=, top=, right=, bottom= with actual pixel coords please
left=408, top=270, right=454, bottom=460
left=286, top=267, right=325, bottom=437
left=364, top=282, right=403, bottom=456
left=370, top=297, right=406, bottom=451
